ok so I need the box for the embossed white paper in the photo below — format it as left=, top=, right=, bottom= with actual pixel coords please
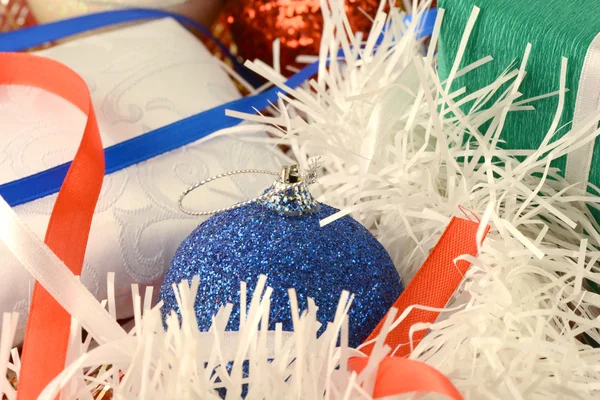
left=0, top=18, right=283, bottom=343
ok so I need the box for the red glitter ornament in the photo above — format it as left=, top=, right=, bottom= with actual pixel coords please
left=227, top=0, right=380, bottom=75
left=0, top=0, right=35, bottom=32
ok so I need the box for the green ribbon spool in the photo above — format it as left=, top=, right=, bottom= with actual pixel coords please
left=438, top=0, right=600, bottom=197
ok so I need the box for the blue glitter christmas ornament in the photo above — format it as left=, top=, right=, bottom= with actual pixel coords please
left=160, top=165, right=403, bottom=347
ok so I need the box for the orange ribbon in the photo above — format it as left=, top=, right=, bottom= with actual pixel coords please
left=348, top=356, right=463, bottom=399
left=0, top=52, right=105, bottom=400
left=349, top=217, right=488, bottom=399
left=362, top=217, right=489, bottom=357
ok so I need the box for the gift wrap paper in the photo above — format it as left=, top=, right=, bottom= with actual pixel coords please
left=0, top=18, right=283, bottom=342
left=438, top=0, right=600, bottom=193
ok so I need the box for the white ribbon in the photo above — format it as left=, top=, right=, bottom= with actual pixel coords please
left=565, top=33, right=600, bottom=191
left=0, top=196, right=126, bottom=344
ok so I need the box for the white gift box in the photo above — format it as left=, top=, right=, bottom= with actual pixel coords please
left=0, top=18, right=283, bottom=343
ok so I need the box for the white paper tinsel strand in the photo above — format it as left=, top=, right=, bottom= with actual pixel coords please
left=235, top=0, right=600, bottom=398
left=1, top=0, right=600, bottom=398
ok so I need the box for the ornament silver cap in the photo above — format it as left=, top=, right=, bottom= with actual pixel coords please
left=280, top=165, right=301, bottom=183
left=260, top=165, right=320, bottom=216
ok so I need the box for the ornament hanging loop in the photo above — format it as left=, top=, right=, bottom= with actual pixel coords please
left=179, top=163, right=318, bottom=216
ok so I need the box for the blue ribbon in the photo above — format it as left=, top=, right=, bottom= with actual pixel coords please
left=0, top=8, right=436, bottom=207
left=403, top=7, right=438, bottom=38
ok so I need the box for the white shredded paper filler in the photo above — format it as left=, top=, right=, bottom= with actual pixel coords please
left=2, top=0, right=600, bottom=398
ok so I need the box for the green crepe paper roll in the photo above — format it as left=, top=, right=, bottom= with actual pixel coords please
left=438, top=0, right=600, bottom=186
left=438, top=0, right=600, bottom=295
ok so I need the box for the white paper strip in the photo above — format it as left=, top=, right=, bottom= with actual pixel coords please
left=0, top=196, right=126, bottom=344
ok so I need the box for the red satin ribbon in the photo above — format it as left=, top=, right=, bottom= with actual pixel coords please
left=348, top=356, right=463, bottom=399
left=0, top=52, right=105, bottom=400
left=362, top=217, right=489, bottom=357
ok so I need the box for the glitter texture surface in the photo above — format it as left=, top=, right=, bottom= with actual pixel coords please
left=160, top=202, right=403, bottom=347
left=226, top=0, right=380, bottom=73
left=1, top=0, right=33, bottom=32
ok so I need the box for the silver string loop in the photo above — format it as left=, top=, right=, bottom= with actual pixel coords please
left=178, top=163, right=318, bottom=216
